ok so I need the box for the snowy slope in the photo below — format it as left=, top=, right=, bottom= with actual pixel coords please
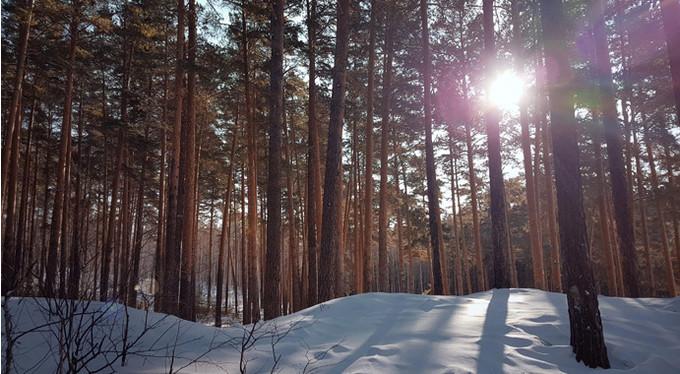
left=3, top=289, right=679, bottom=373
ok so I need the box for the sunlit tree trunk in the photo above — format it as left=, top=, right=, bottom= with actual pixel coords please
left=318, top=0, right=351, bottom=303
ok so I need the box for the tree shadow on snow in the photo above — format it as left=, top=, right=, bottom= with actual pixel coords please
left=330, top=296, right=461, bottom=373
left=476, top=289, right=510, bottom=374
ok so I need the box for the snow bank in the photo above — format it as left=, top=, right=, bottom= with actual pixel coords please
left=2, top=289, right=679, bottom=373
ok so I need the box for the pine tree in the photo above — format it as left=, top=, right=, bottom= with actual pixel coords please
left=592, top=0, right=639, bottom=297
left=318, top=0, right=351, bottom=303
left=264, top=0, right=284, bottom=320
left=483, top=0, right=511, bottom=289
left=420, top=0, right=447, bottom=295
left=540, top=0, right=610, bottom=368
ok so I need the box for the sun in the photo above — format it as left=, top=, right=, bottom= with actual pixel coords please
left=488, top=70, right=525, bottom=111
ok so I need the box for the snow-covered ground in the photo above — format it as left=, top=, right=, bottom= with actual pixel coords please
left=3, top=289, right=679, bottom=373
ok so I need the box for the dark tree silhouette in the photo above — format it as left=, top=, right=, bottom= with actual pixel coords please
left=540, top=0, right=610, bottom=368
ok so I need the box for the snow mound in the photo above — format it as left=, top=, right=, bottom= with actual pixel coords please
left=3, top=289, right=679, bottom=373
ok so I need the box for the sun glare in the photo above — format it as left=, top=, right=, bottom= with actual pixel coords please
left=488, top=70, right=525, bottom=111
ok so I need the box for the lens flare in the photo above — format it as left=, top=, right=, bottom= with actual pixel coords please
left=488, top=70, right=525, bottom=111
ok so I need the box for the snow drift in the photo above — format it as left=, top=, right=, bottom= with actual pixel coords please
left=3, top=289, right=679, bottom=373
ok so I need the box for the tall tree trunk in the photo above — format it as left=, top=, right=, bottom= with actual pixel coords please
left=378, top=4, right=394, bottom=292
left=228, top=191, right=237, bottom=315
left=400, top=157, right=413, bottom=293
left=351, top=127, right=362, bottom=294
left=46, top=12, right=79, bottom=297
left=633, top=129, right=654, bottom=295
left=154, top=56, right=168, bottom=306
left=68, top=98, right=84, bottom=299
left=454, top=155, right=469, bottom=294
left=2, top=0, right=34, bottom=200
left=162, top=0, right=184, bottom=314
left=207, top=203, right=214, bottom=309
left=26, top=126, right=41, bottom=291
left=338, top=166, right=350, bottom=296
left=540, top=0, right=610, bottom=368
left=464, top=121, right=484, bottom=291
left=240, top=164, right=250, bottom=323
left=644, top=130, right=677, bottom=297
left=16, top=97, right=36, bottom=291
left=393, top=138, right=404, bottom=293
left=2, top=93, right=25, bottom=295
left=242, top=8, right=260, bottom=323
left=511, top=0, right=544, bottom=289
left=420, top=0, right=447, bottom=295
left=448, top=140, right=464, bottom=295
left=216, top=130, right=237, bottom=327
left=117, top=152, right=131, bottom=301
left=541, top=118, right=561, bottom=292
left=39, top=122, right=53, bottom=286
left=614, top=1, right=636, bottom=252
left=592, top=0, right=639, bottom=297
left=264, top=0, right=284, bottom=320
left=483, top=0, right=511, bottom=289
left=177, top=0, right=198, bottom=321
left=58, top=134, right=72, bottom=299
left=103, top=11, right=133, bottom=301
left=305, top=0, right=322, bottom=306
left=606, top=192, right=625, bottom=294
left=535, top=36, right=562, bottom=292
left=593, top=126, right=619, bottom=296
left=128, top=126, right=149, bottom=307
left=318, top=0, right=351, bottom=303
left=284, top=110, right=301, bottom=311
left=361, top=0, right=377, bottom=294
